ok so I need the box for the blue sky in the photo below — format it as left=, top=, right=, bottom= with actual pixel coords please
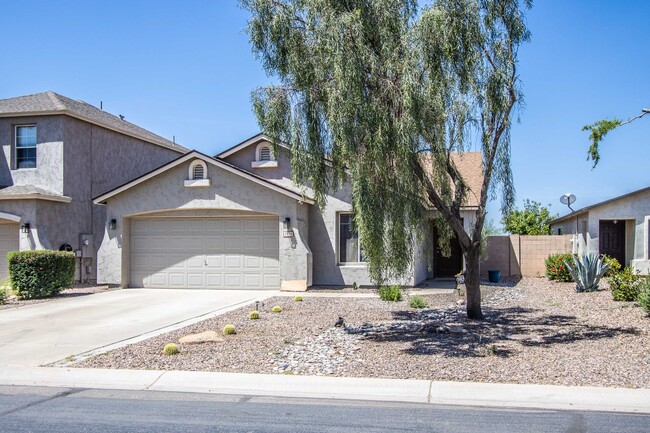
left=1, top=1, right=648, bottom=224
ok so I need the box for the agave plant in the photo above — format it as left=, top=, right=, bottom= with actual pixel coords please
left=564, top=254, right=610, bottom=292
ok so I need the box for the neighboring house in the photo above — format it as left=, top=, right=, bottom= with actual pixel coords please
left=94, top=134, right=482, bottom=290
left=549, top=186, right=650, bottom=273
left=0, top=92, right=187, bottom=280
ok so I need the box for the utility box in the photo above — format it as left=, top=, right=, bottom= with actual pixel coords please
left=80, top=234, right=93, bottom=258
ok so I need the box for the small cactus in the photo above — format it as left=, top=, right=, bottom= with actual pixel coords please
left=249, top=310, right=260, bottom=320
left=272, top=305, right=282, bottom=313
left=223, top=324, right=236, bottom=335
left=293, top=295, right=303, bottom=302
left=162, top=343, right=180, bottom=356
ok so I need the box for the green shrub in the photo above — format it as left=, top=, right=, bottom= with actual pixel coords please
left=0, top=289, right=5, bottom=305
left=608, top=267, right=643, bottom=301
left=293, top=295, right=303, bottom=302
left=601, top=255, right=621, bottom=276
left=637, top=278, right=650, bottom=316
left=379, top=285, right=402, bottom=302
left=272, top=305, right=282, bottom=313
left=545, top=253, right=574, bottom=282
left=249, top=310, right=260, bottom=320
left=223, top=324, right=237, bottom=335
left=162, top=343, right=179, bottom=356
left=8, top=250, right=76, bottom=299
left=408, top=296, right=428, bottom=309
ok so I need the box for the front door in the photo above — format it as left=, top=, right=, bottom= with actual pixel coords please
left=599, top=220, right=625, bottom=265
left=433, top=225, right=463, bottom=278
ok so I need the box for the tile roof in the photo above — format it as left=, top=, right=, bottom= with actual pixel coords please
left=420, top=152, right=483, bottom=208
left=0, top=92, right=187, bottom=152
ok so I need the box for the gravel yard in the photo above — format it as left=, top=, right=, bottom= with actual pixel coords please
left=0, top=284, right=114, bottom=310
left=75, top=278, right=650, bottom=388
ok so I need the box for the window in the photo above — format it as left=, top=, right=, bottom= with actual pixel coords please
left=259, top=146, right=271, bottom=161
left=338, top=213, right=365, bottom=264
left=15, top=125, right=37, bottom=169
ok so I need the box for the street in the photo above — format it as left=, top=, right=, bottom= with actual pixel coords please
left=0, top=385, right=647, bottom=432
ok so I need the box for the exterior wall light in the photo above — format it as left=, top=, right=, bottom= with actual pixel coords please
left=283, top=217, right=291, bottom=230
left=21, top=223, right=30, bottom=234
left=109, top=219, right=117, bottom=230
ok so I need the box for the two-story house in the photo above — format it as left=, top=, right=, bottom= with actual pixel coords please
left=0, top=92, right=186, bottom=281
left=93, top=134, right=482, bottom=290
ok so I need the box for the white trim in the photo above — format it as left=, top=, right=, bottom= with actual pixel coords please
left=184, top=179, right=211, bottom=188
left=251, top=160, right=278, bottom=168
left=93, top=151, right=315, bottom=205
left=217, top=134, right=287, bottom=159
left=0, top=193, right=72, bottom=203
left=337, top=212, right=366, bottom=265
left=645, top=216, right=650, bottom=261
left=188, top=159, right=208, bottom=180
left=0, top=211, right=21, bottom=222
left=255, top=142, right=276, bottom=162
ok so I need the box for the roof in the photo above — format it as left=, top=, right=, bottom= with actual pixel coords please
left=93, top=150, right=315, bottom=205
left=550, top=185, right=650, bottom=225
left=219, top=134, right=483, bottom=209
left=0, top=185, right=72, bottom=203
left=0, top=92, right=187, bottom=153
left=417, top=152, right=483, bottom=208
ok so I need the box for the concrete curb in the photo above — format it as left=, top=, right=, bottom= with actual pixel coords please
left=1, top=367, right=649, bottom=413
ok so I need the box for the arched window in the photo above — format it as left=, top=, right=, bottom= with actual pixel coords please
left=185, top=159, right=210, bottom=187
left=259, top=146, right=271, bottom=161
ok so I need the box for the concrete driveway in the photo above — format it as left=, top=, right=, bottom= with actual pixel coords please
left=0, top=289, right=273, bottom=367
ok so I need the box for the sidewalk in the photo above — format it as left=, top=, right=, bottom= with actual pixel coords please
left=1, top=366, right=649, bottom=414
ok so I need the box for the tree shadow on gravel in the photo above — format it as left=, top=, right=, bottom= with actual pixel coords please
left=344, top=306, right=641, bottom=358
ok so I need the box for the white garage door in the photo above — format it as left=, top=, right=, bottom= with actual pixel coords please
left=130, top=217, right=280, bottom=289
left=0, top=223, right=18, bottom=280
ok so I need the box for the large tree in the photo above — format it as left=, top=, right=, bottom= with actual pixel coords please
left=242, top=0, right=530, bottom=319
left=502, top=199, right=556, bottom=235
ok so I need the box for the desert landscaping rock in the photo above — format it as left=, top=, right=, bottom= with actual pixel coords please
left=75, top=278, right=650, bottom=388
left=178, top=331, right=224, bottom=345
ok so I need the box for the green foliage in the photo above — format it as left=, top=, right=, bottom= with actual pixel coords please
left=379, top=285, right=403, bottom=302
left=637, top=278, right=650, bottom=316
left=608, top=267, right=643, bottom=302
left=600, top=255, right=621, bottom=276
left=545, top=253, right=574, bottom=282
left=582, top=119, right=622, bottom=168
left=0, top=289, right=5, bottom=305
left=8, top=250, right=76, bottom=299
left=271, top=305, right=282, bottom=313
left=249, top=310, right=260, bottom=320
left=223, top=324, right=237, bottom=335
left=408, top=295, right=428, bottom=309
left=242, top=0, right=531, bottom=320
left=502, top=200, right=557, bottom=235
left=162, top=343, right=180, bottom=356
left=564, top=254, right=609, bottom=292
left=293, top=295, right=303, bottom=302
left=352, top=282, right=359, bottom=291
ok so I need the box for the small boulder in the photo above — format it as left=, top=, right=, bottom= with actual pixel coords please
left=456, top=299, right=466, bottom=306
left=179, top=330, right=224, bottom=345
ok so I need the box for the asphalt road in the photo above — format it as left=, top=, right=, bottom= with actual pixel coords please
left=0, top=385, right=647, bottom=433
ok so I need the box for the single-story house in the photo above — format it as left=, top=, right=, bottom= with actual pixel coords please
left=549, top=185, right=650, bottom=273
left=94, top=134, right=482, bottom=290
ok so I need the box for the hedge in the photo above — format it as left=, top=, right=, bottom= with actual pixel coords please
left=7, top=250, right=76, bottom=299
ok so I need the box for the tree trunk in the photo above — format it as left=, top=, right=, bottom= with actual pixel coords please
left=464, top=246, right=484, bottom=320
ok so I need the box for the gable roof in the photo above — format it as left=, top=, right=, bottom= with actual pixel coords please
left=0, top=92, right=187, bottom=153
left=93, top=150, right=315, bottom=205
left=0, top=185, right=72, bottom=203
left=550, top=185, right=650, bottom=225
left=216, top=133, right=273, bottom=158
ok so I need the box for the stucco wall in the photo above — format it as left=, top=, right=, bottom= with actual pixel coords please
left=0, top=115, right=65, bottom=194
left=97, top=159, right=312, bottom=287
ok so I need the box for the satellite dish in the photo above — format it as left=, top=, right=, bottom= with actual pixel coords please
left=560, top=193, right=576, bottom=211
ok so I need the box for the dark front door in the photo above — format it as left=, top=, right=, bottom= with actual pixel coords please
left=599, top=220, right=625, bottom=265
left=433, top=225, right=463, bottom=278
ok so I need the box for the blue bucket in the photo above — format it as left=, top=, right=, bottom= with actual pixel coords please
left=488, top=270, right=501, bottom=283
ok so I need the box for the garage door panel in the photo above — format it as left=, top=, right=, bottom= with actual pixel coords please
left=0, top=223, right=19, bottom=279
left=130, top=217, right=279, bottom=289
